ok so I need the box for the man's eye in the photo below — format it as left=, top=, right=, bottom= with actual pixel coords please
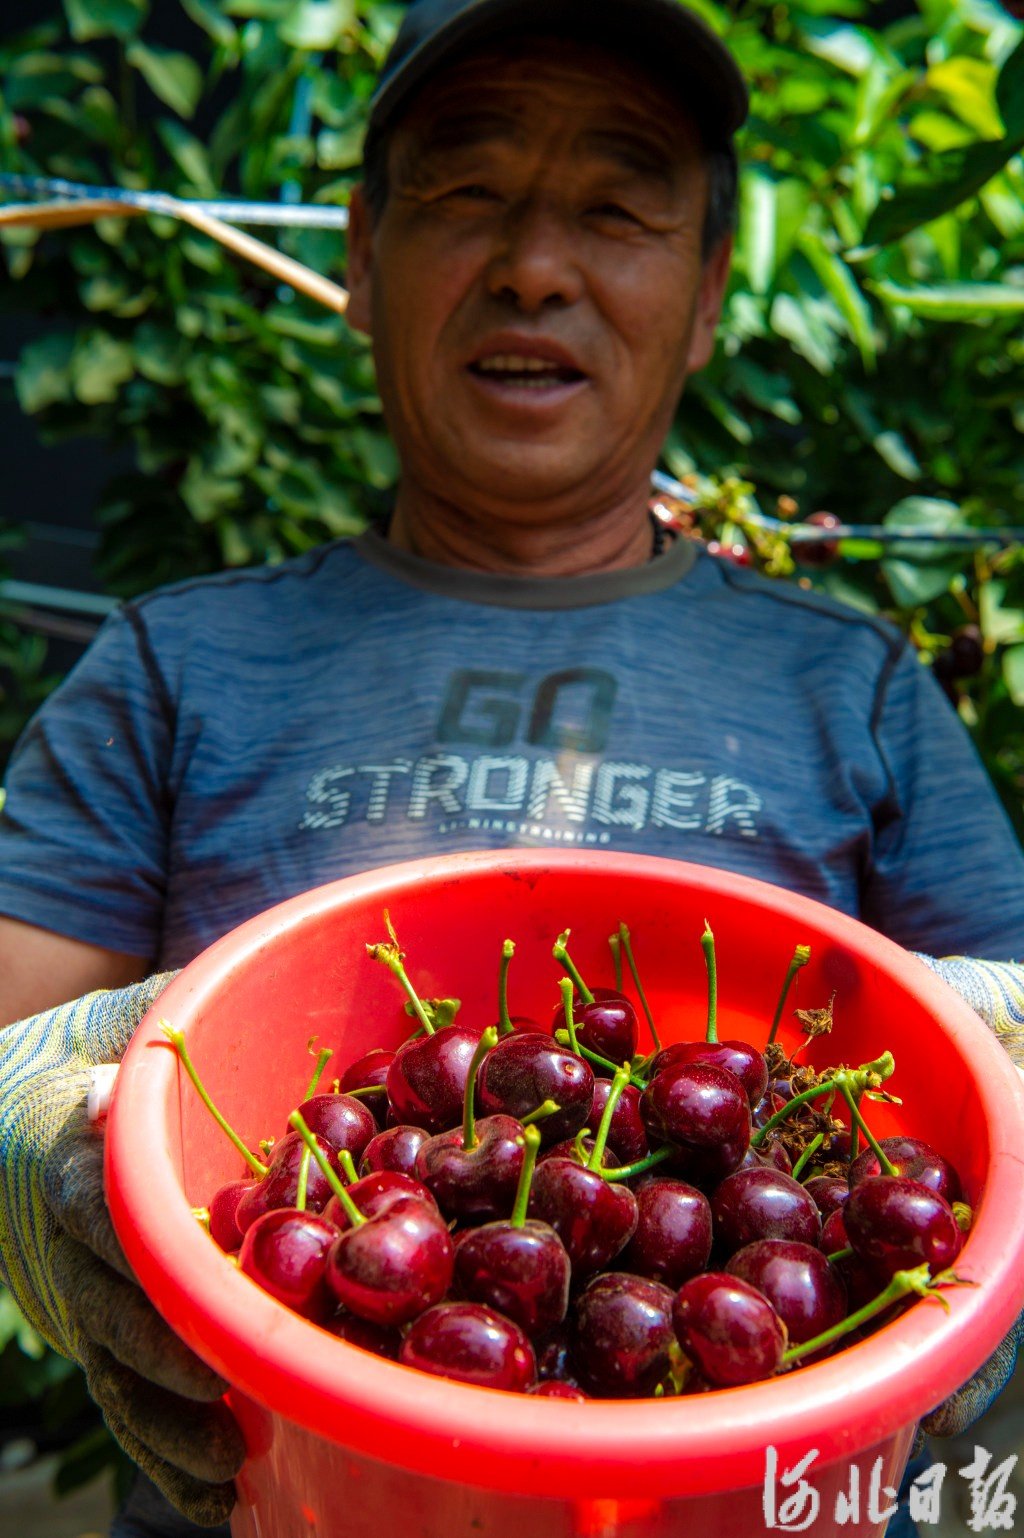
left=589, top=203, right=640, bottom=224
left=448, top=184, right=498, bottom=201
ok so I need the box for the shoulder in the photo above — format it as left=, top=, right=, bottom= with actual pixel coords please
left=690, top=549, right=907, bottom=673
left=125, top=537, right=363, bottom=627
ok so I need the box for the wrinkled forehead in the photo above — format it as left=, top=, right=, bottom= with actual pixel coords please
left=390, top=33, right=704, bottom=169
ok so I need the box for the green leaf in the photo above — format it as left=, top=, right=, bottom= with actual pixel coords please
left=795, top=231, right=875, bottom=370
left=1004, top=645, right=1024, bottom=706
left=871, top=281, right=1024, bottom=321
left=15, top=333, right=75, bottom=413
left=127, top=42, right=203, bottom=118
left=181, top=0, right=237, bottom=47
left=996, top=36, right=1024, bottom=140
left=70, top=332, right=135, bottom=404
left=980, top=580, right=1024, bottom=647
left=279, top=0, right=357, bottom=49
left=317, top=123, right=364, bottom=170
left=156, top=120, right=217, bottom=195
left=927, top=58, right=1004, bottom=141
left=859, top=134, right=1024, bottom=248
left=798, top=18, right=885, bottom=77
left=769, top=293, right=839, bottom=375
left=0, top=1289, right=46, bottom=1358
left=883, top=497, right=965, bottom=535
left=63, top=0, right=148, bottom=42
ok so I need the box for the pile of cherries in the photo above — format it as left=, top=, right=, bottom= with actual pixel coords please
left=169, top=918, right=969, bottom=1399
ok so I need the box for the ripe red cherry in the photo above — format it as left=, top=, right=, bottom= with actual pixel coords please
left=554, top=988, right=639, bottom=1066
left=290, top=1092, right=376, bottom=1163
left=803, top=1175, right=849, bottom=1218
left=238, top=1208, right=338, bottom=1320
left=529, top=1380, right=587, bottom=1400
left=673, top=1273, right=787, bottom=1387
left=323, top=1169, right=437, bottom=1231
left=726, top=1239, right=847, bottom=1348
left=325, top=1309, right=402, bottom=1360
left=359, top=1123, right=432, bottom=1179
left=793, top=511, right=842, bottom=568
left=650, top=1040, right=768, bottom=1106
left=325, top=1192, right=454, bottom=1326
left=528, top=1158, right=638, bottom=1277
left=415, top=1114, right=526, bottom=1223
left=572, top=1273, right=676, bottom=1398
left=847, top=1136, right=961, bottom=1205
left=640, top=1061, right=750, bottom=1160
left=712, top=1167, right=821, bottom=1254
left=340, top=1048, right=395, bottom=1095
left=400, top=1302, right=536, bottom=1391
left=385, top=1025, right=482, bottom=1134
left=619, top=1178, right=712, bottom=1289
left=589, top=1079, right=648, bottom=1164
left=208, top=1178, right=254, bottom=1252
left=454, top=1218, right=571, bottom=1336
left=477, top=1032, right=595, bottom=1147
left=235, top=1130, right=337, bottom=1232
left=843, top=1176, right=963, bottom=1283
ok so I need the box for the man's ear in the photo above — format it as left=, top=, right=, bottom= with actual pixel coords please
left=345, top=184, right=374, bottom=336
left=685, top=232, right=733, bottom=377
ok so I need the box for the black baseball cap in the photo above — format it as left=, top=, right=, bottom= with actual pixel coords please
left=367, top=0, right=749, bottom=144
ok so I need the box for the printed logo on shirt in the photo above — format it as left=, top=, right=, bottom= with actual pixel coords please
left=298, top=668, right=762, bottom=843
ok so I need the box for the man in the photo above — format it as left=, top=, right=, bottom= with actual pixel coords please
left=0, top=2, right=1022, bottom=1535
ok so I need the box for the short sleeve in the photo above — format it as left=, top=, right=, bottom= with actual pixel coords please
left=861, top=642, right=1024, bottom=958
left=0, top=606, right=171, bottom=958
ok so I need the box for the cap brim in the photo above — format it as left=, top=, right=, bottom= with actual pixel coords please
left=369, top=0, right=748, bottom=142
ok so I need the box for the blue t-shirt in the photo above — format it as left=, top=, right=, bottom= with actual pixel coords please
left=0, top=530, right=1021, bottom=966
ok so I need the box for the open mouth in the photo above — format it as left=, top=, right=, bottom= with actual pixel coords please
left=468, top=354, right=586, bottom=390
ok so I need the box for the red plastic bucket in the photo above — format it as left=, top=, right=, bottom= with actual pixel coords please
left=105, top=851, right=1024, bottom=1538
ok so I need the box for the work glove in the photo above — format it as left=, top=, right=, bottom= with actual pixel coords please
left=912, top=953, right=1024, bottom=1439
left=0, top=978, right=245, bottom=1527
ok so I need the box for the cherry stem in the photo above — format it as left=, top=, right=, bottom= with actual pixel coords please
left=552, top=930, right=594, bottom=1005
left=288, top=1111, right=364, bottom=1227
left=837, top=1078, right=897, bottom=1176
left=782, top=1264, right=947, bottom=1365
left=826, top=1245, right=854, bottom=1264
left=790, top=1132, right=824, bottom=1181
left=463, top=1026, right=498, bottom=1151
left=510, top=1125, right=541, bottom=1229
left=559, top=978, right=581, bottom=1056
left=619, top=922, right=661, bottom=1051
left=498, top=940, right=515, bottom=1035
left=303, top=1046, right=333, bottom=1102
left=601, top=1145, right=674, bottom=1182
left=701, top=923, right=718, bottom=1045
left=366, top=913, right=434, bottom=1035
left=521, top=1098, right=560, bottom=1127
left=609, top=933, right=623, bottom=993
left=587, top=1064, right=631, bottom=1172
left=159, top=1021, right=268, bottom=1179
left=767, top=945, right=812, bottom=1047
left=554, top=1028, right=648, bottom=1089
left=338, top=1149, right=358, bottom=1184
left=296, top=1148, right=311, bottom=1212
left=345, top=1083, right=388, bottom=1100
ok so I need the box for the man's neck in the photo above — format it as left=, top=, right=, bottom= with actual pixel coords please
left=386, top=484, right=657, bottom=578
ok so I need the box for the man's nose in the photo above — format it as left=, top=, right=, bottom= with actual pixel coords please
left=484, top=199, right=585, bottom=311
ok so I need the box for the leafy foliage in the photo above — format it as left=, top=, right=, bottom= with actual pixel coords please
left=0, top=0, right=1022, bottom=1494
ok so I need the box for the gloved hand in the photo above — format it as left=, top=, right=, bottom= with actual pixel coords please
left=914, top=953, right=1024, bottom=1067
left=0, top=978, right=245, bottom=1527
left=913, top=952, right=1024, bottom=1438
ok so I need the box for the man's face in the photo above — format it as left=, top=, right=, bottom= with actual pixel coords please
left=346, top=38, right=732, bottom=518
